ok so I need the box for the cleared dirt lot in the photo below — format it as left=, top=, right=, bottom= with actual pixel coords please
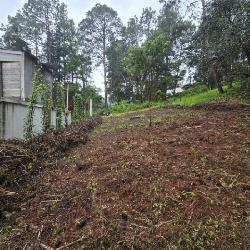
left=1, top=104, right=249, bottom=249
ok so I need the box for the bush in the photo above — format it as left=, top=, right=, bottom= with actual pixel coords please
left=112, top=101, right=153, bottom=115
left=180, top=83, right=209, bottom=97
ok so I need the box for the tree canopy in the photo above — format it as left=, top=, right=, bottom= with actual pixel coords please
left=1, top=0, right=249, bottom=106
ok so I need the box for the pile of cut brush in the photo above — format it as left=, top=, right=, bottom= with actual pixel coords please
left=24, top=117, right=102, bottom=159
left=0, top=117, right=102, bottom=190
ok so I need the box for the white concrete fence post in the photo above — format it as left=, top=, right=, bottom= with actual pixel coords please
left=90, top=98, right=93, bottom=117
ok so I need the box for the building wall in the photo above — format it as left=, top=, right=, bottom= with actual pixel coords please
left=0, top=50, right=70, bottom=140
left=0, top=50, right=54, bottom=101
left=0, top=99, right=71, bottom=140
left=0, top=50, right=25, bottom=100
left=0, top=50, right=22, bottom=62
left=24, top=54, right=36, bottom=99
left=2, top=62, right=21, bottom=98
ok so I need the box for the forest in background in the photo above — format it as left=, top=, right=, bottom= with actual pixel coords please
left=0, top=0, right=249, bottom=111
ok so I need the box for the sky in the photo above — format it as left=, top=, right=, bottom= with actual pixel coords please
left=0, top=0, right=163, bottom=94
left=0, top=0, right=162, bottom=25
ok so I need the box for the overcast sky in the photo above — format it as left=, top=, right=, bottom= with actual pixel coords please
left=0, top=0, right=163, bottom=93
left=0, top=0, right=162, bottom=26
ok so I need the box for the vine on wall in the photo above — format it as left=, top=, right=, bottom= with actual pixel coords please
left=24, top=66, right=52, bottom=138
left=55, top=82, right=66, bottom=129
left=41, top=83, right=52, bottom=132
left=72, top=93, right=84, bottom=123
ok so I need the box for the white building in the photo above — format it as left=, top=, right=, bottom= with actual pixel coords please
left=0, top=49, right=70, bottom=139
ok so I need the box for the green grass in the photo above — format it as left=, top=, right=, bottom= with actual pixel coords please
left=112, top=101, right=161, bottom=115
left=167, top=87, right=224, bottom=106
left=111, top=82, right=249, bottom=115
left=111, top=89, right=222, bottom=115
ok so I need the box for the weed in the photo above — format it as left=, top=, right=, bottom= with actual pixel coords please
left=173, top=224, right=216, bottom=249
left=153, top=202, right=166, bottom=214
left=75, top=218, right=81, bottom=226
left=27, top=163, right=33, bottom=171
left=96, top=223, right=121, bottom=249
left=149, top=139, right=158, bottom=145
left=144, top=219, right=155, bottom=233
left=56, top=224, right=67, bottom=235
left=153, top=117, right=162, bottom=125
left=87, top=180, right=97, bottom=192
left=0, top=224, right=12, bottom=238
left=176, top=191, right=197, bottom=201
left=135, top=171, right=143, bottom=179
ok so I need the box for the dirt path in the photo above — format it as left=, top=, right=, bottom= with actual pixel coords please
left=1, top=104, right=250, bottom=249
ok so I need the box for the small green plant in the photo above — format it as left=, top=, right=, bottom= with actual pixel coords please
left=75, top=218, right=81, bottom=226
left=171, top=220, right=221, bottom=250
left=135, top=171, right=143, bottom=179
left=153, top=202, right=165, bottom=214
left=26, top=163, right=33, bottom=171
left=87, top=180, right=97, bottom=192
left=96, top=223, right=121, bottom=249
left=144, top=218, right=154, bottom=227
left=56, top=224, right=67, bottom=235
left=153, top=117, right=162, bottom=125
left=0, top=224, right=12, bottom=237
left=178, top=225, right=215, bottom=249
left=176, top=191, right=197, bottom=201
left=144, top=218, right=155, bottom=233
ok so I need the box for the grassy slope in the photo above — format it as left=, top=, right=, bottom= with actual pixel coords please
left=112, top=83, right=249, bottom=115
left=167, top=88, right=224, bottom=105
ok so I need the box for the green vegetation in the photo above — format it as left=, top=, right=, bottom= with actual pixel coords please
left=54, top=82, right=66, bottom=129
left=112, top=101, right=157, bottom=115
left=170, top=222, right=218, bottom=250
left=112, top=82, right=249, bottom=115
left=24, top=66, right=52, bottom=138
left=72, top=85, right=103, bottom=123
left=0, top=225, right=12, bottom=238
left=169, top=87, right=225, bottom=106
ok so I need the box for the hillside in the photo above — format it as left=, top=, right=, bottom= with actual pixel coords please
left=112, top=82, right=250, bottom=115
left=1, top=103, right=249, bottom=249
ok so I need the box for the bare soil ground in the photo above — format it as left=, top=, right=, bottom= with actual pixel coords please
left=0, top=103, right=250, bottom=249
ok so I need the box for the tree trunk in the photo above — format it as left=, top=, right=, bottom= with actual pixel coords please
left=140, top=82, right=143, bottom=103
left=201, top=0, right=206, bottom=17
left=102, top=18, right=108, bottom=111
left=35, top=39, right=38, bottom=57
left=44, top=4, right=52, bottom=64
left=226, top=74, right=233, bottom=88
left=104, top=56, right=108, bottom=110
left=212, top=66, right=224, bottom=94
